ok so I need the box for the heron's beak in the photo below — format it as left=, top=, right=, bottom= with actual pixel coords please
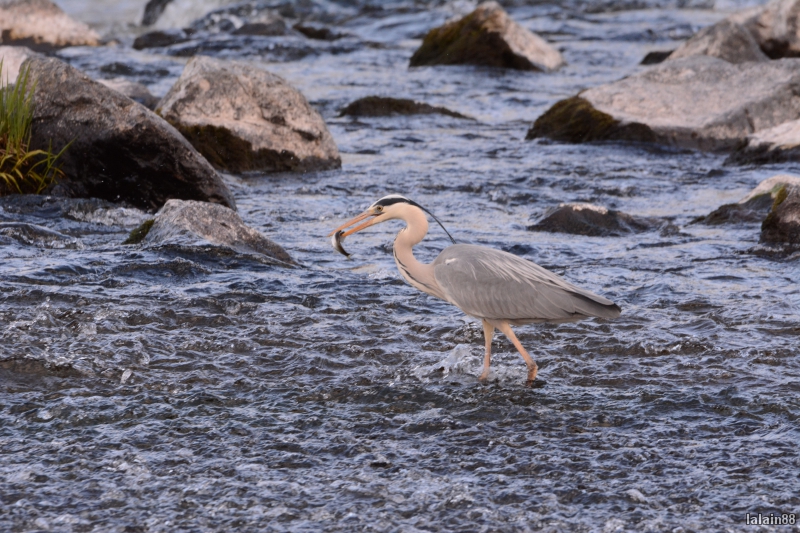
left=327, top=210, right=381, bottom=238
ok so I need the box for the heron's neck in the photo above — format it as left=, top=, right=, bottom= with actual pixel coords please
left=393, top=209, right=446, bottom=300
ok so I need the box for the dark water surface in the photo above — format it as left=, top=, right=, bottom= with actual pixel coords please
left=2, top=1, right=799, bottom=531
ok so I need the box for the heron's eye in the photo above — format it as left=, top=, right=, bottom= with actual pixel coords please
left=375, top=205, right=384, bottom=213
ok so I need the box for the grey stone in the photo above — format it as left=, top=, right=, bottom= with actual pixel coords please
left=760, top=180, right=800, bottom=244
left=0, top=0, right=99, bottom=51
left=728, top=119, right=800, bottom=164
left=24, top=55, right=234, bottom=211
left=667, top=19, right=769, bottom=64
left=527, top=203, right=656, bottom=237
left=745, top=0, right=800, bottom=59
left=0, top=44, right=38, bottom=83
left=157, top=56, right=341, bottom=173
left=409, top=1, right=564, bottom=72
left=694, top=175, right=800, bottom=225
left=528, top=56, right=800, bottom=152
left=141, top=199, right=295, bottom=265
left=97, top=77, right=159, bottom=110
left=0, top=222, right=82, bottom=248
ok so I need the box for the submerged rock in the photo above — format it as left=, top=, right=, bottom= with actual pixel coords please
left=232, top=20, right=290, bottom=36
left=133, top=199, right=295, bottom=265
left=141, top=0, right=174, bottom=26
left=528, top=56, right=800, bottom=152
left=527, top=203, right=656, bottom=237
left=760, top=179, right=800, bottom=244
left=640, top=50, right=673, bottom=65
left=667, top=19, right=768, bottom=64
left=97, top=78, right=160, bottom=110
left=293, top=23, right=344, bottom=41
left=132, top=29, right=192, bottom=50
left=0, top=0, right=99, bottom=51
left=409, top=1, right=564, bottom=72
left=158, top=56, right=341, bottom=173
left=0, top=222, right=82, bottom=248
left=694, top=175, right=800, bottom=225
left=339, top=96, right=470, bottom=119
left=728, top=119, right=800, bottom=164
left=24, top=56, right=235, bottom=211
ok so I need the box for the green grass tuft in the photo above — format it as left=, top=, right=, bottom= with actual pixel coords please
left=0, top=60, right=69, bottom=196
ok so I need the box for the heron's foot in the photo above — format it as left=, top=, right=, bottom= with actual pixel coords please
left=525, top=363, right=538, bottom=386
left=478, top=369, right=491, bottom=382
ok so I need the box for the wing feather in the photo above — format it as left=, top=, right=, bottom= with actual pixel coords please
left=432, top=244, right=620, bottom=324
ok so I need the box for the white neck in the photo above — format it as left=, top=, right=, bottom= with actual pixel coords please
left=391, top=204, right=446, bottom=300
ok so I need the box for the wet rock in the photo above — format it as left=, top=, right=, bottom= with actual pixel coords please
left=134, top=199, right=295, bottom=265
left=24, top=55, right=235, bottom=211
left=0, top=44, right=38, bottom=83
left=694, top=175, right=800, bottom=225
left=0, top=0, right=99, bottom=51
left=158, top=55, right=341, bottom=173
left=96, top=78, right=159, bottom=110
left=640, top=50, right=673, bottom=65
left=527, top=56, right=800, bottom=152
left=667, top=19, right=768, bottom=64
left=760, top=180, right=800, bottom=244
left=141, top=0, right=173, bottom=26
left=527, top=203, right=656, bottom=237
left=232, top=20, right=289, bottom=37
left=745, top=0, right=800, bottom=59
left=293, top=23, right=344, bottom=41
left=339, top=96, right=471, bottom=119
left=409, top=1, right=564, bottom=72
left=0, top=222, right=82, bottom=248
left=728, top=119, right=800, bottom=164
left=132, top=29, right=192, bottom=50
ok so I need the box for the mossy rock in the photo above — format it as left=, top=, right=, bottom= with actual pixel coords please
left=760, top=185, right=800, bottom=244
left=123, top=219, right=154, bottom=245
left=338, top=96, right=470, bottom=119
left=526, top=96, right=656, bottom=144
left=691, top=192, right=774, bottom=225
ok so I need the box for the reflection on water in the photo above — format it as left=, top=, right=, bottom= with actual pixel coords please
left=1, top=1, right=799, bottom=531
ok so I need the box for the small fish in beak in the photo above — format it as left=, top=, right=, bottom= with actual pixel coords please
left=331, top=230, right=351, bottom=258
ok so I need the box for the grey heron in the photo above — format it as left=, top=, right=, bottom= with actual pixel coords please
left=329, top=194, right=621, bottom=385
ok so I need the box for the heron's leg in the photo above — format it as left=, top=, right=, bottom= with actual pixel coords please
left=479, top=320, right=494, bottom=382
left=495, top=321, right=538, bottom=384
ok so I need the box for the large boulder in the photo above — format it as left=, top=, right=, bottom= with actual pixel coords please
left=157, top=56, right=341, bottom=174
left=760, top=180, right=800, bottom=244
left=667, top=19, right=769, bottom=64
left=528, top=56, right=800, bottom=152
left=131, top=199, right=295, bottom=265
left=728, top=119, right=800, bottom=164
left=527, top=203, right=656, bottom=237
left=745, top=0, right=800, bottom=59
left=693, top=174, right=800, bottom=225
left=96, top=77, right=160, bottom=110
left=409, top=1, right=564, bottom=72
left=0, top=0, right=99, bottom=51
left=24, top=56, right=235, bottom=211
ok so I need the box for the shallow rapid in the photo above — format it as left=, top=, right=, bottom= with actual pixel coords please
left=1, top=1, right=799, bottom=531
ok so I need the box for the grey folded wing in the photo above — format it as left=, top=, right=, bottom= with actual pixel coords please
left=432, top=244, right=621, bottom=324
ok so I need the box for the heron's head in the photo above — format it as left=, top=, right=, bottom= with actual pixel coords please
left=328, top=195, right=417, bottom=239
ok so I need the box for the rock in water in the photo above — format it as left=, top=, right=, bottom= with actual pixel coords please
left=728, top=119, right=800, bottom=164
left=339, top=96, right=470, bottom=119
left=138, top=199, right=295, bottom=265
left=409, top=1, right=564, bottom=72
left=97, top=78, right=160, bottom=110
left=527, top=203, right=656, bottom=237
left=746, top=0, right=800, bottom=59
left=667, top=19, right=768, bottom=64
left=694, top=175, right=800, bottom=225
left=761, top=182, right=800, bottom=244
left=0, top=0, right=99, bottom=51
left=23, top=56, right=234, bottom=211
left=157, top=56, right=341, bottom=173
left=528, top=56, right=800, bottom=152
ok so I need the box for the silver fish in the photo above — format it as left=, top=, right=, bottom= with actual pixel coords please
left=331, top=230, right=351, bottom=258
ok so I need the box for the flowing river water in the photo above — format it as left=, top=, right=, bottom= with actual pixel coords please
left=1, top=1, right=799, bottom=531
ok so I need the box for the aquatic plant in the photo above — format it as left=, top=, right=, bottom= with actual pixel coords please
left=0, top=61, right=69, bottom=196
